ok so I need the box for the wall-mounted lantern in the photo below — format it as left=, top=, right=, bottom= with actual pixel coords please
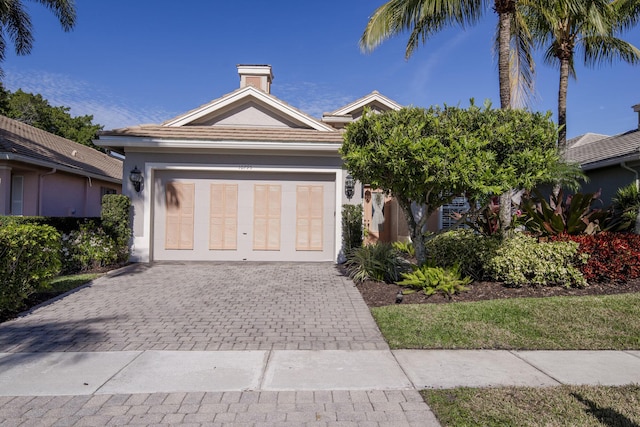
left=129, top=166, right=143, bottom=193
left=345, top=174, right=355, bottom=200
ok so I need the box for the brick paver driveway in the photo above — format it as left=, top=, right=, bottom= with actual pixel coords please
left=0, top=262, right=388, bottom=353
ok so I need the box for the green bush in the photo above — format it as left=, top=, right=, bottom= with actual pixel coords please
left=345, top=242, right=409, bottom=284
left=101, top=194, right=131, bottom=262
left=397, top=263, right=471, bottom=297
left=485, top=233, right=586, bottom=288
left=342, top=204, right=363, bottom=255
left=0, top=223, right=62, bottom=315
left=61, top=222, right=119, bottom=273
left=424, top=229, right=500, bottom=280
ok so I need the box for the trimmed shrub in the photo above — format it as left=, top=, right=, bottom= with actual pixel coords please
left=485, top=233, right=586, bottom=288
left=101, top=194, right=131, bottom=262
left=345, top=242, right=409, bottom=284
left=342, top=204, right=363, bottom=255
left=424, top=229, right=500, bottom=280
left=0, top=223, right=62, bottom=315
left=61, top=222, right=119, bottom=273
left=554, top=233, right=640, bottom=283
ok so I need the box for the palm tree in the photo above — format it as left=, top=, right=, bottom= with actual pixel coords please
left=360, top=0, right=530, bottom=109
left=0, top=0, right=76, bottom=74
left=360, top=0, right=534, bottom=230
left=520, top=0, right=640, bottom=150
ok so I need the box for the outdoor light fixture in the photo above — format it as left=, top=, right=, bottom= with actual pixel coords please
left=345, top=174, right=355, bottom=200
left=129, top=166, right=143, bottom=193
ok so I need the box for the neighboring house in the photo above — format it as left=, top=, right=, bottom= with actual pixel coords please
left=98, top=64, right=406, bottom=263
left=565, top=103, right=640, bottom=205
left=0, top=115, right=122, bottom=217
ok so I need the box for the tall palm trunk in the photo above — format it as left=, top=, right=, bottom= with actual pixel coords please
left=496, top=1, right=515, bottom=232
left=557, top=56, right=570, bottom=152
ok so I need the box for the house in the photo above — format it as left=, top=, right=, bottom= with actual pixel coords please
left=0, top=115, right=122, bottom=217
left=565, top=103, right=640, bottom=205
left=98, top=64, right=409, bottom=262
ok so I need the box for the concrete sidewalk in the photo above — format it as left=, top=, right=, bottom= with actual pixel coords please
left=1, top=349, right=638, bottom=396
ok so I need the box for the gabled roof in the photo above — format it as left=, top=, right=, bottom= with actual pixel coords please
left=565, top=128, right=640, bottom=169
left=0, top=115, right=122, bottom=182
left=163, top=85, right=335, bottom=131
left=327, top=90, right=402, bottom=116
left=567, top=132, right=609, bottom=149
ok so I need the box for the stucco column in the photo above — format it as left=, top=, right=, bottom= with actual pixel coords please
left=0, top=166, right=12, bottom=215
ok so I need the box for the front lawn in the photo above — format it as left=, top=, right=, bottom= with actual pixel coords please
left=422, top=385, right=640, bottom=427
left=372, top=292, right=640, bottom=350
left=0, top=273, right=99, bottom=323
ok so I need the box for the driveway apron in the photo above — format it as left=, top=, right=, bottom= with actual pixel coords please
left=0, top=262, right=388, bottom=353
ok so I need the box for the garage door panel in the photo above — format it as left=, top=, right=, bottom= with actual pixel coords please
left=210, top=184, right=238, bottom=250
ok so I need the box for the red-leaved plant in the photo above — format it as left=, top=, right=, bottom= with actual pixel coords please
left=554, top=233, right=640, bottom=283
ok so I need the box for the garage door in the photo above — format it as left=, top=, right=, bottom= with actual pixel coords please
left=153, top=171, right=336, bottom=261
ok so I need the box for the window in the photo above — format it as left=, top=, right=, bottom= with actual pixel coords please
left=101, top=187, right=117, bottom=198
left=440, top=196, right=470, bottom=230
left=11, top=176, right=23, bottom=216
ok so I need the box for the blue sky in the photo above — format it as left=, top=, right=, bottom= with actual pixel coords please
left=3, top=1, right=640, bottom=138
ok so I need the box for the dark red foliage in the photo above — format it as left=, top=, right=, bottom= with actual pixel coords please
left=554, top=233, right=640, bottom=283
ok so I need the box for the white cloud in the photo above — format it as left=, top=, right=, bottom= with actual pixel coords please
left=3, top=69, right=175, bottom=129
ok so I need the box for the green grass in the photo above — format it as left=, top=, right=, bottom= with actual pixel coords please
left=422, top=385, right=640, bottom=427
left=372, top=293, right=640, bottom=349
left=0, top=273, right=99, bottom=323
left=46, top=273, right=100, bottom=295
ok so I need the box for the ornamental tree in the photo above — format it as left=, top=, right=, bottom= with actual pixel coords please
left=340, top=102, right=571, bottom=265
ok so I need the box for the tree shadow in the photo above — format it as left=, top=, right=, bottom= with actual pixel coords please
left=571, top=392, right=640, bottom=427
left=0, top=316, right=121, bottom=354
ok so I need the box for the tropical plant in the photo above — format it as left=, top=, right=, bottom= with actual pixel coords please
left=520, top=189, right=609, bottom=236
left=519, top=0, right=640, bottom=149
left=554, top=232, right=640, bottom=283
left=392, top=240, right=415, bottom=257
left=397, top=263, right=472, bottom=298
left=0, top=0, right=76, bottom=75
left=360, top=0, right=531, bottom=110
left=344, top=243, right=410, bottom=284
left=610, top=182, right=640, bottom=232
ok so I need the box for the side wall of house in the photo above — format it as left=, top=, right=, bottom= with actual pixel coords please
left=583, top=163, right=640, bottom=207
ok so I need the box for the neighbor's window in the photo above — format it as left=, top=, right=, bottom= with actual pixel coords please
left=11, top=175, right=23, bottom=216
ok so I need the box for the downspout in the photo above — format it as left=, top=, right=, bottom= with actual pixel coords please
left=621, top=162, right=639, bottom=191
left=621, top=162, right=640, bottom=234
left=38, top=168, right=57, bottom=216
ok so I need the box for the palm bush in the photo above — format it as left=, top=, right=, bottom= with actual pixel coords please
left=345, top=242, right=409, bottom=284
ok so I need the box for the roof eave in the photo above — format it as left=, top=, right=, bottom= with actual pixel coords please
left=0, top=152, right=122, bottom=183
left=579, top=152, right=640, bottom=171
left=96, top=136, right=342, bottom=153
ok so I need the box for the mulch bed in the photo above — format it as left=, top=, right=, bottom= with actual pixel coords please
left=350, top=273, right=640, bottom=308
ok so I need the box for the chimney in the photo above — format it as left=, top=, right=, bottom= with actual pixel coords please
left=634, top=103, right=640, bottom=130
left=237, top=64, right=273, bottom=93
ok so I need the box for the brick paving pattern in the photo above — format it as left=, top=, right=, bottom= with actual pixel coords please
left=0, top=263, right=388, bottom=352
left=0, top=390, right=438, bottom=426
